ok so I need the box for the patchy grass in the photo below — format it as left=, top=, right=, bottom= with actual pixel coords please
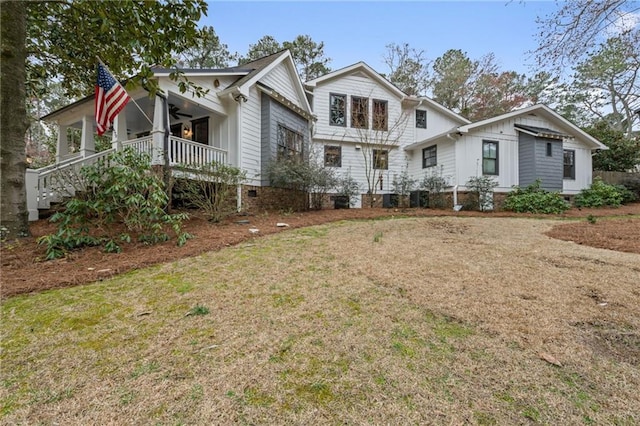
left=1, top=217, right=639, bottom=424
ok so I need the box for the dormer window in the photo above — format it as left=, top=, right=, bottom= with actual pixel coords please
left=416, top=110, right=427, bottom=129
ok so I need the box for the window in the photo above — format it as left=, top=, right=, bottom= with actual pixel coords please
left=329, top=94, right=346, bottom=126
left=373, top=149, right=388, bottom=170
left=324, top=145, right=342, bottom=167
left=563, top=149, right=575, bottom=179
left=277, top=124, right=303, bottom=160
left=416, top=110, right=427, bottom=129
left=351, top=96, right=368, bottom=128
left=191, top=117, right=209, bottom=144
left=372, top=99, right=388, bottom=131
left=422, top=145, right=437, bottom=168
left=546, top=142, right=553, bottom=157
left=482, top=140, right=499, bottom=175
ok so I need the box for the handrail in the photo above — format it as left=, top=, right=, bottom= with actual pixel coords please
left=38, top=148, right=116, bottom=179
left=169, top=136, right=227, bottom=167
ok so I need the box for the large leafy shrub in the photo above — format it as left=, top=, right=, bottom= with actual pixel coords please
left=504, top=180, right=570, bottom=214
left=574, top=177, right=625, bottom=208
left=38, top=148, right=191, bottom=259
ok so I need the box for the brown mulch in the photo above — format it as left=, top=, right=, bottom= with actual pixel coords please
left=2, top=204, right=639, bottom=299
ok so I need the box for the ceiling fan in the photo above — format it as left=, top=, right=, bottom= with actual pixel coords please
left=169, top=104, right=193, bottom=120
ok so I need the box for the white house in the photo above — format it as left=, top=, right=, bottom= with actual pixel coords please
left=30, top=53, right=608, bottom=218
left=404, top=104, right=608, bottom=196
left=305, top=62, right=607, bottom=208
left=29, top=50, right=313, bottom=220
left=304, top=62, right=469, bottom=207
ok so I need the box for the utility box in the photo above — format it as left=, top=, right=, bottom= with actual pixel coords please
left=409, top=190, right=429, bottom=208
left=382, top=193, right=399, bottom=208
left=334, top=195, right=350, bottom=209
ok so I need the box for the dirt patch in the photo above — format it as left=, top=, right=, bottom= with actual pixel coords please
left=2, top=203, right=639, bottom=299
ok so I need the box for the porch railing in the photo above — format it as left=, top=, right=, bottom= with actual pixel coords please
left=27, top=135, right=228, bottom=218
left=169, top=136, right=227, bottom=167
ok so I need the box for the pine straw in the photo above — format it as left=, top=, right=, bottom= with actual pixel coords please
left=1, top=217, right=639, bottom=424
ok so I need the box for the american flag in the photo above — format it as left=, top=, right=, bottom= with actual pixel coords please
left=95, top=63, right=130, bottom=135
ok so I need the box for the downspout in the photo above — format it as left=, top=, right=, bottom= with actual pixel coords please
left=233, top=92, right=247, bottom=212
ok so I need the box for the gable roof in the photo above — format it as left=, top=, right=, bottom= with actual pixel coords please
left=418, top=97, right=471, bottom=125
left=456, top=104, right=607, bottom=150
left=217, top=50, right=313, bottom=116
left=304, top=61, right=409, bottom=100
left=406, top=104, right=608, bottom=151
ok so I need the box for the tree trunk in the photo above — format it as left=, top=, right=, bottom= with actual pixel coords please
left=1, top=1, right=30, bottom=238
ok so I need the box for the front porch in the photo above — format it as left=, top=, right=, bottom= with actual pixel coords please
left=28, top=91, right=231, bottom=221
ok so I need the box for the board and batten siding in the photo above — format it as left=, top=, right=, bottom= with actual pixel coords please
left=563, top=138, right=593, bottom=194
left=259, top=62, right=304, bottom=110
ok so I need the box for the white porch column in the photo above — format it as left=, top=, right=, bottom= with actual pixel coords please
left=111, top=113, right=129, bottom=150
left=56, top=124, right=68, bottom=163
left=80, top=115, right=95, bottom=158
left=151, top=95, right=166, bottom=165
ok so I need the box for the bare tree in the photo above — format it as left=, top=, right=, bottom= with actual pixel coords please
left=535, top=0, right=640, bottom=70
left=383, top=43, right=430, bottom=96
left=349, top=96, right=410, bottom=207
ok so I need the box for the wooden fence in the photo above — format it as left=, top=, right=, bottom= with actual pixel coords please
left=594, top=171, right=639, bottom=184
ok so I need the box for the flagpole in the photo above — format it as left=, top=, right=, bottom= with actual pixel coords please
left=96, top=56, right=154, bottom=127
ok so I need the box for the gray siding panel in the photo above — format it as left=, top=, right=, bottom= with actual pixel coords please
left=260, top=95, right=310, bottom=186
left=535, top=139, right=563, bottom=191
left=518, top=133, right=563, bottom=191
left=518, top=133, right=536, bottom=187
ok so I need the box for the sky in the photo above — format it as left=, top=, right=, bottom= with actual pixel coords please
left=202, top=1, right=560, bottom=76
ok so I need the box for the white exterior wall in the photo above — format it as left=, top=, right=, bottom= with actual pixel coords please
left=241, top=85, right=262, bottom=185
left=414, top=109, right=461, bottom=141
left=311, top=74, right=414, bottom=197
left=454, top=114, right=596, bottom=193
left=563, top=138, right=593, bottom=194
left=407, top=139, right=457, bottom=187
left=260, top=62, right=304, bottom=109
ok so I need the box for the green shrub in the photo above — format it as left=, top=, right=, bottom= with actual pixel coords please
left=336, top=171, right=361, bottom=207
left=620, top=176, right=640, bottom=200
left=615, top=184, right=638, bottom=204
left=574, top=177, right=625, bottom=208
left=38, top=148, right=191, bottom=260
left=503, top=180, right=570, bottom=214
left=420, top=166, right=448, bottom=208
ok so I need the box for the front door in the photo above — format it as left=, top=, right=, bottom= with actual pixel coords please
left=191, top=117, right=209, bottom=145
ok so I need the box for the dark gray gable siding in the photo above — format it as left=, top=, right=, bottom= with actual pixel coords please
left=518, top=132, right=563, bottom=191
left=260, top=94, right=310, bottom=185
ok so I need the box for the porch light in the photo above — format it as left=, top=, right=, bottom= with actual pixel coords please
left=183, top=125, right=192, bottom=139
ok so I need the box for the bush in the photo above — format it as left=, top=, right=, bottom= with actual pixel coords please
left=574, top=177, right=625, bottom=208
left=619, top=176, right=640, bottom=201
left=179, top=162, right=246, bottom=222
left=420, top=167, right=448, bottom=208
left=38, top=148, right=191, bottom=259
left=268, top=156, right=337, bottom=210
left=503, top=180, right=570, bottom=214
left=465, top=176, right=498, bottom=211
left=336, top=171, right=361, bottom=207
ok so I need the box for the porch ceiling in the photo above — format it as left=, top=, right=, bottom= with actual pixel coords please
left=45, top=92, right=215, bottom=136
